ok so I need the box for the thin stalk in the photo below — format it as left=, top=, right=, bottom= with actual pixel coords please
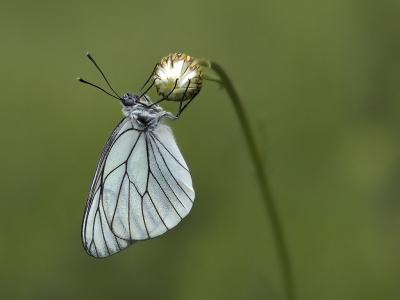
left=210, top=61, right=295, bottom=300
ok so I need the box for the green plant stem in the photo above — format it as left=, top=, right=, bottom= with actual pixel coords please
left=210, top=61, right=295, bottom=300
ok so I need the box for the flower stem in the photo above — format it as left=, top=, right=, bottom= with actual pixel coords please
left=210, top=61, right=295, bottom=300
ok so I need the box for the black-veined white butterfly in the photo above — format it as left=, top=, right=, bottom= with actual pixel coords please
left=79, top=54, right=195, bottom=258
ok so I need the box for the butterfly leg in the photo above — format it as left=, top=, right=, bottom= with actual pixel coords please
left=137, top=79, right=156, bottom=103
left=175, top=79, right=192, bottom=118
left=140, top=63, right=159, bottom=94
left=151, top=78, right=179, bottom=106
left=176, top=79, right=200, bottom=118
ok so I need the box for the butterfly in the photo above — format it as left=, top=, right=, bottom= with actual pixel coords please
left=79, top=54, right=195, bottom=258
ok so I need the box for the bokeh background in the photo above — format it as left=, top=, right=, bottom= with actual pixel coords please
left=0, top=0, right=399, bottom=299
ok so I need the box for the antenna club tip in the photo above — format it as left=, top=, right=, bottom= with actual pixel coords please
left=86, top=52, right=92, bottom=58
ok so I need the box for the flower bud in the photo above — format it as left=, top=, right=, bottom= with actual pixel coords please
left=154, top=53, right=203, bottom=101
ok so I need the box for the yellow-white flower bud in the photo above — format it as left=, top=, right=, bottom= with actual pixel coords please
left=154, top=53, right=203, bottom=101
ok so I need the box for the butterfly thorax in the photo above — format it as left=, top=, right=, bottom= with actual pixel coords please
left=121, top=93, right=175, bottom=130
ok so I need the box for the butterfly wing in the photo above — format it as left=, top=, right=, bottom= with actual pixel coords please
left=82, top=117, right=139, bottom=258
left=144, top=125, right=194, bottom=237
left=82, top=119, right=194, bottom=258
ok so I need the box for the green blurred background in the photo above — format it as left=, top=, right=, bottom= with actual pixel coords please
left=0, top=0, right=399, bottom=299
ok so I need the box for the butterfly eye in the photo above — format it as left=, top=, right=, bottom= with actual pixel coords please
left=121, top=96, right=135, bottom=106
left=122, top=99, right=134, bottom=106
left=122, top=93, right=141, bottom=106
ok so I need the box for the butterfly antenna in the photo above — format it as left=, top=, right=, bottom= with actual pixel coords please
left=86, top=53, right=121, bottom=99
left=77, top=77, right=121, bottom=100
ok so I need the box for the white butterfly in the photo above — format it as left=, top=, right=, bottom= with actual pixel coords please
left=81, top=93, right=195, bottom=258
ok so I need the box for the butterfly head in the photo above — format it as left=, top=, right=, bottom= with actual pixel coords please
left=121, top=93, right=141, bottom=106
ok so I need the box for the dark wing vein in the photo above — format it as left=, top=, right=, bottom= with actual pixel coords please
left=147, top=191, right=168, bottom=230
left=141, top=191, right=149, bottom=238
left=96, top=209, right=111, bottom=257
left=152, top=133, right=189, bottom=172
left=102, top=131, right=142, bottom=183
left=110, top=173, right=126, bottom=227
left=87, top=118, right=129, bottom=201
left=127, top=174, right=149, bottom=238
left=128, top=180, right=131, bottom=240
left=150, top=134, right=194, bottom=203
left=83, top=117, right=129, bottom=251
left=147, top=137, right=184, bottom=218
left=144, top=131, right=168, bottom=230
